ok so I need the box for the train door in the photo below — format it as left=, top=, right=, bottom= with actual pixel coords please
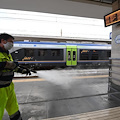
left=66, top=46, right=77, bottom=66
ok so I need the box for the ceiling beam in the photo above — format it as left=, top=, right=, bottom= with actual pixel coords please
left=68, top=0, right=112, bottom=7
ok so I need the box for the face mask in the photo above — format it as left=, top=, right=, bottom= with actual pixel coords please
left=3, top=42, right=13, bottom=50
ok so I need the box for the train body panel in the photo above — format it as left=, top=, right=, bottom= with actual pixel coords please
left=10, top=41, right=111, bottom=69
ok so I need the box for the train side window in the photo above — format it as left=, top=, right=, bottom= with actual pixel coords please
left=73, top=51, right=76, bottom=61
left=57, top=50, right=60, bottom=56
left=91, top=50, right=98, bottom=60
left=68, top=51, right=71, bottom=61
left=80, top=50, right=89, bottom=60
left=51, top=49, right=60, bottom=56
left=25, top=49, right=34, bottom=56
left=51, top=50, right=56, bottom=56
left=38, top=49, right=46, bottom=56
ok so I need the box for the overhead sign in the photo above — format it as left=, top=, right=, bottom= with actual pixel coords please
left=104, top=9, right=120, bottom=27
left=115, top=35, right=120, bottom=44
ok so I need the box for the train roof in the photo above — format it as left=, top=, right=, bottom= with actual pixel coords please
left=14, top=41, right=111, bottom=47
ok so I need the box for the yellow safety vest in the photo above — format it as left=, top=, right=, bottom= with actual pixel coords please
left=0, top=51, right=14, bottom=88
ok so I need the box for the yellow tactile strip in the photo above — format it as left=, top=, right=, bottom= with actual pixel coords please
left=13, top=75, right=108, bottom=83
left=73, top=75, right=108, bottom=79
left=13, top=78, right=44, bottom=82
left=42, top=107, right=120, bottom=120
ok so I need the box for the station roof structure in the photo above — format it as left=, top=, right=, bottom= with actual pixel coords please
left=14, top=35, right=111, bottom=44
left=0, top=0, right=112, bottom=19
left=91, top=0, right=113, bottom=4
left=71, top=0, right=114, bottom=5
left=0, top=0, right=113, bottom=44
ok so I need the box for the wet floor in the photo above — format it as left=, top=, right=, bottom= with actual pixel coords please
left=2, top=69, right=120, bottom=120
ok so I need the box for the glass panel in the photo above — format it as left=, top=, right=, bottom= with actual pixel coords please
left=38, top=49, right=46, bottom=56
left=25, top=49, right=34, bottom=56
left=68, top=51, right=71, bottom=61
left=107, top=50, right=111, bottom=58
left=91, top=50, right=98, bottom=60
left=80, top=49, right=99, bottom=60
left=51, top=49, right=61, bottom=56
left=73, top=51, right=76, bottom=61
left=80, top=50, right=89, bottom=60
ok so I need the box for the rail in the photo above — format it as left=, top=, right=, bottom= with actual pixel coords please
left=108, top=58, right=120, bottom=101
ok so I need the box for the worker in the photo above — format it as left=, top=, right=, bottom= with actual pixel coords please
left=0, top=33, right=30, bottom=120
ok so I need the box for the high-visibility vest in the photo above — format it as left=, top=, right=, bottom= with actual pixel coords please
left=0, top=51, right=14, bottom=88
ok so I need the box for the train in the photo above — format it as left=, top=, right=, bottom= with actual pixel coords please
left=10, top=41, right=111, bottom=69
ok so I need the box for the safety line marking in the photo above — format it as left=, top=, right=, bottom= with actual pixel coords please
left=13, top=75, right=108, bottom=83
left=73, top=75, right=108, bottom=79
left=13, top=78, right=45, bottom=82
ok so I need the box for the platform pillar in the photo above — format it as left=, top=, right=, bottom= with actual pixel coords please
left=108, top=0, right=120, bottom=100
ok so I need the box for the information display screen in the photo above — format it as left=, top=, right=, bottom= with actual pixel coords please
left=104, top=9, right=120, bottom=27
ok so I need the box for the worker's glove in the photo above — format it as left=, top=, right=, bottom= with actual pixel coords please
left=21, top=68, right=31, bottom=75
left=17, top=66, right=31, bottom=75
left=4, top=61, right=19, bottom=70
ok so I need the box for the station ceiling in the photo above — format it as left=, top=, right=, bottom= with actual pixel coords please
left=0, top=0, right=112, bottom=19
left=0, top=0, right=113, bottom=43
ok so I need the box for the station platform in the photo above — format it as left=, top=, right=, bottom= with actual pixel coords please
left=3, top=69, right=120, bottom=120
left=43, top=106, right=120, bottom=120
